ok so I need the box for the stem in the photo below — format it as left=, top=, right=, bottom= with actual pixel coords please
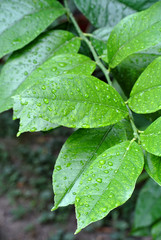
left=64, top=0, right=112, bottom=86
left=127, top=104, right=140, bottom=142
left=64, top=0, right=141, bottom=142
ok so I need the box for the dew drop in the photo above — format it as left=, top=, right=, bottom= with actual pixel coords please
left=44, top=98, right=49, bottom=104
left=102, top=153, right=107, bottom=157
left=42, top=85, right=46, bottom=90
left=96, top=178, right=102, bottom=183
left=99, top=160, right=105, bottom=165
left=56, top=166, right=62, bottom=171
left=101, top=207, right=107, bottom=212
left=108, top=162, right=113, bottom=166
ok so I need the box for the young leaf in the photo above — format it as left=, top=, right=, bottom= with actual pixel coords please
left=140, top=117, right=161, bottom=156
left=74, top=0, right=157, bottom=28
left=108, top=2, right=161, bottom=68
left=13, top=54, right=128, bottom=130
left=128, top=57, right=161, bottom=113
left=75, top=141, right=144, bottom=233
left=0, top=0, right=65, bottom=58
left=145, top=153, right=161, bottom=186
left=53, top=122, right=127, bottom=209
left=0, top=30, right=80, bottom=114
left=134, top=179, right=161, bottom=229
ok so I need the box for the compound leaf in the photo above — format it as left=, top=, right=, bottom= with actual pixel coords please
left=108, top=2, right=161, bottom=68
left=134, top=179, right=161, bottom=229
left=53, top=122, right=127, bottom=209
left=75, top=141, right=144, bottom=233
left=0, top=30, right=80, bottom=114
left=140, top=117, right=161, bottom=156
left=145, top=153, right=161, bottom=186
left=13, top=54, right=128, bottom=131
left=128, top=57, right=161, bottom=113
left=0, top=0, right=65, bottom=58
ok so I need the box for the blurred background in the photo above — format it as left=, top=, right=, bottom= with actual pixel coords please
left=0, top=111, right=151, bottom=240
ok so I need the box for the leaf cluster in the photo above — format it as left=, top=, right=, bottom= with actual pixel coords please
left=0, top=0, right=161, bottom=237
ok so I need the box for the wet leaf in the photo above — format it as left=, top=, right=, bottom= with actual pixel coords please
left=13, top=54, right=128, bottom=131
left=134, top=179, right=161, bottom=229
left=0, top=30, right=80, bottom=114
left=140, top=117, right=161, bottom=156
left=75, top=141, right=144, bottom=233
left=145, top=153, right=161, bottom=186
left=108, top=2, right=161, bottom=68
left=53, top=122, right=127, bottom=209
left=128, top=57, right=161, bottom=113
left=74, top=0, right=157, bottom=28
left=0, top=0, right=65, bottom=58
left=112, top=43, right=161, bottom=97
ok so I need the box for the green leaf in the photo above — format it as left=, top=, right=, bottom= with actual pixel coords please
left=145, top=153, right=161, bottom=186
left=152, top=221, right=161, bottom=240
left=140, top=117, right=161, bottom=156
left=53, top=122, right=127, bottom=209
left=0, top=30, right=80, bottom=114
left=0, top=0, right=65, bottom=58
left=108, top=2, right=161, bottom=68
left=91, top=27, right=112, bottom=62
left=74, top=0, right=157, bottom=28
left=134, top=179, right=161, bottom=229
left=128, top=57, right=161, bottom=113
left=112, top=43, right=161, bottom=97
left=13, top=53, right=128, bottom=130
left=75, top=140, right=144, bottom=233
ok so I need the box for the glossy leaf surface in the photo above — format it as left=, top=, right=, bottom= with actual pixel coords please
left=13, top=53, right=95, bottom=134
left=53, top=122, right=127, bottom=209
left=75, top=141, right=144, bottom=233
left=13, top=54, right=128, bottom=130
left=0, top=30, right=80, bottom=114
left=74, top=0, right=158, bottom=28
left=108, top=2, right=161, bottom=68
left=0, top=0, right=65, bottom=58
left=128, top=57, right=161, bottom=113
left=140, top=117, right=161, bottom=156
left=112, top=43, right=161, bottom=96
left=145, top=153, right=161, bottom=186
left=134, top=179, right=161, bottom=229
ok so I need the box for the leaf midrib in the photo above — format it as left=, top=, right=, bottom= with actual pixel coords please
left=80, top=141, right=138, bottom=223
left=130, top=84, right=161, bottom=98
left=54, top=126, right=114, bottom=208
left=0, top=4, right=63, bottom=37
left=110, top=18, right=161, bottom=66
left=18, top=95, right=127, bottom=113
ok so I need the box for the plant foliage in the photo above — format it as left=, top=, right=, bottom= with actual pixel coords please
left=1, top=0, right=161, bottom=237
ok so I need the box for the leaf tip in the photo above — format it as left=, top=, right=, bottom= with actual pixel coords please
left=74, top=228, right=81, bottom=235
left=51, top=205, right=58, bottom=211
